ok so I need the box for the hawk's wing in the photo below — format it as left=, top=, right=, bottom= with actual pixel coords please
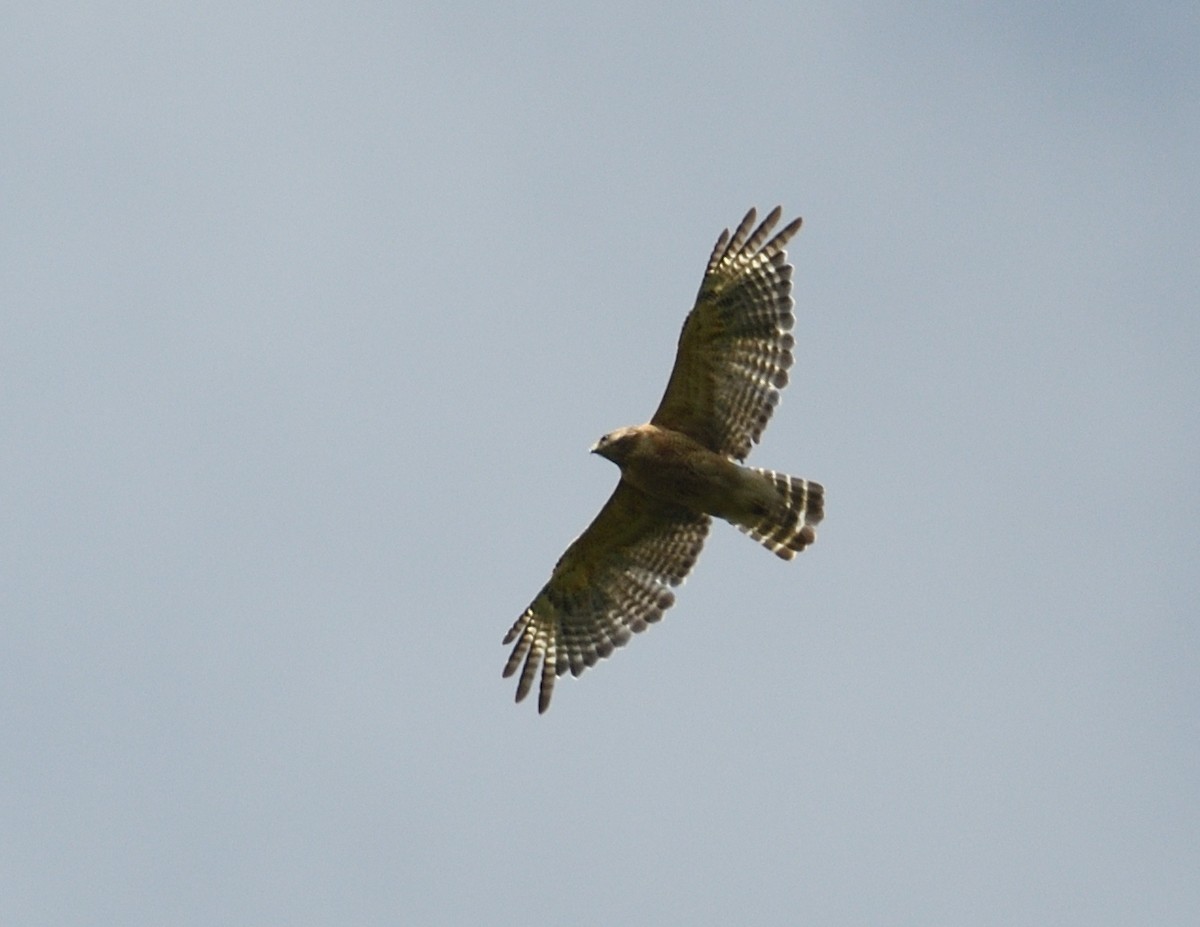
left=651, top=207, right=801, bottom=461
left=503, top=481, right=710, bottom=713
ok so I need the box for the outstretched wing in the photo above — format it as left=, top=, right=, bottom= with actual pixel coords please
left=651, top=207, right=801, bottom=461
left=503, top=481, right=710, bottom=713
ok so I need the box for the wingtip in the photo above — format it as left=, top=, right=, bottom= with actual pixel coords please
left=770, top=214, right=804, bottom=253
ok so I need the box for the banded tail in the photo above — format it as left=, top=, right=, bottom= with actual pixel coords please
left=736, top=469, right=824, bottom=560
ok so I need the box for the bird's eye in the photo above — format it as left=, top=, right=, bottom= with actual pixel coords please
left=597, top=434, right=609, bottom=445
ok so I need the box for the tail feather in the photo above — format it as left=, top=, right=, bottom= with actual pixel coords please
left=736, top=469, right=824, bottom=560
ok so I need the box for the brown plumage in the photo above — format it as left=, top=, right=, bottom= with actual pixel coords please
left=503, top=207, right=824, bottom=713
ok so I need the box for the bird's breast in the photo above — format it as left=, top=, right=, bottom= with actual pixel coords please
left=620, top=428, right=742, bottom=515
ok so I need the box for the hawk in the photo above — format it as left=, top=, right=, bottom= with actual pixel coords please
left=503, top=207, right=824, bottom=712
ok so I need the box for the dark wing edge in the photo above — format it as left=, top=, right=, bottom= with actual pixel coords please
left=502, top=481, right=710, bottom=713
left=651, top=206, right=803, bottom=460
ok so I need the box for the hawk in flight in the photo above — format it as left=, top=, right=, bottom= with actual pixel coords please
left=503, top=207, right=824, bottom=712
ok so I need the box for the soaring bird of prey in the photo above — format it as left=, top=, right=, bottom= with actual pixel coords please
left=502, top=207, right=824, bottom=713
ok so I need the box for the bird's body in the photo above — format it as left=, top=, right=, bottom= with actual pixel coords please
left=594, top=424, right=748, bottom=515
left=503, top=207, right=824, bottom=712
left=593, top=424, right=817, bottom=554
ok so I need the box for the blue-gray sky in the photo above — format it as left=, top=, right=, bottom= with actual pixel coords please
left=4, top=3, right=1197, bottom=924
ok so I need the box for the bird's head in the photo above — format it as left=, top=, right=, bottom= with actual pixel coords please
left=590, top=426, right=640, bottom=465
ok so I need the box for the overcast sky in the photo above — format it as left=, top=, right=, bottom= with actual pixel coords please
left=4, top=3, right=1198, bottom=925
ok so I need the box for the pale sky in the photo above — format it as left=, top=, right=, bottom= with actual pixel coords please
left=4, top=3, right=1198, bottom=924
